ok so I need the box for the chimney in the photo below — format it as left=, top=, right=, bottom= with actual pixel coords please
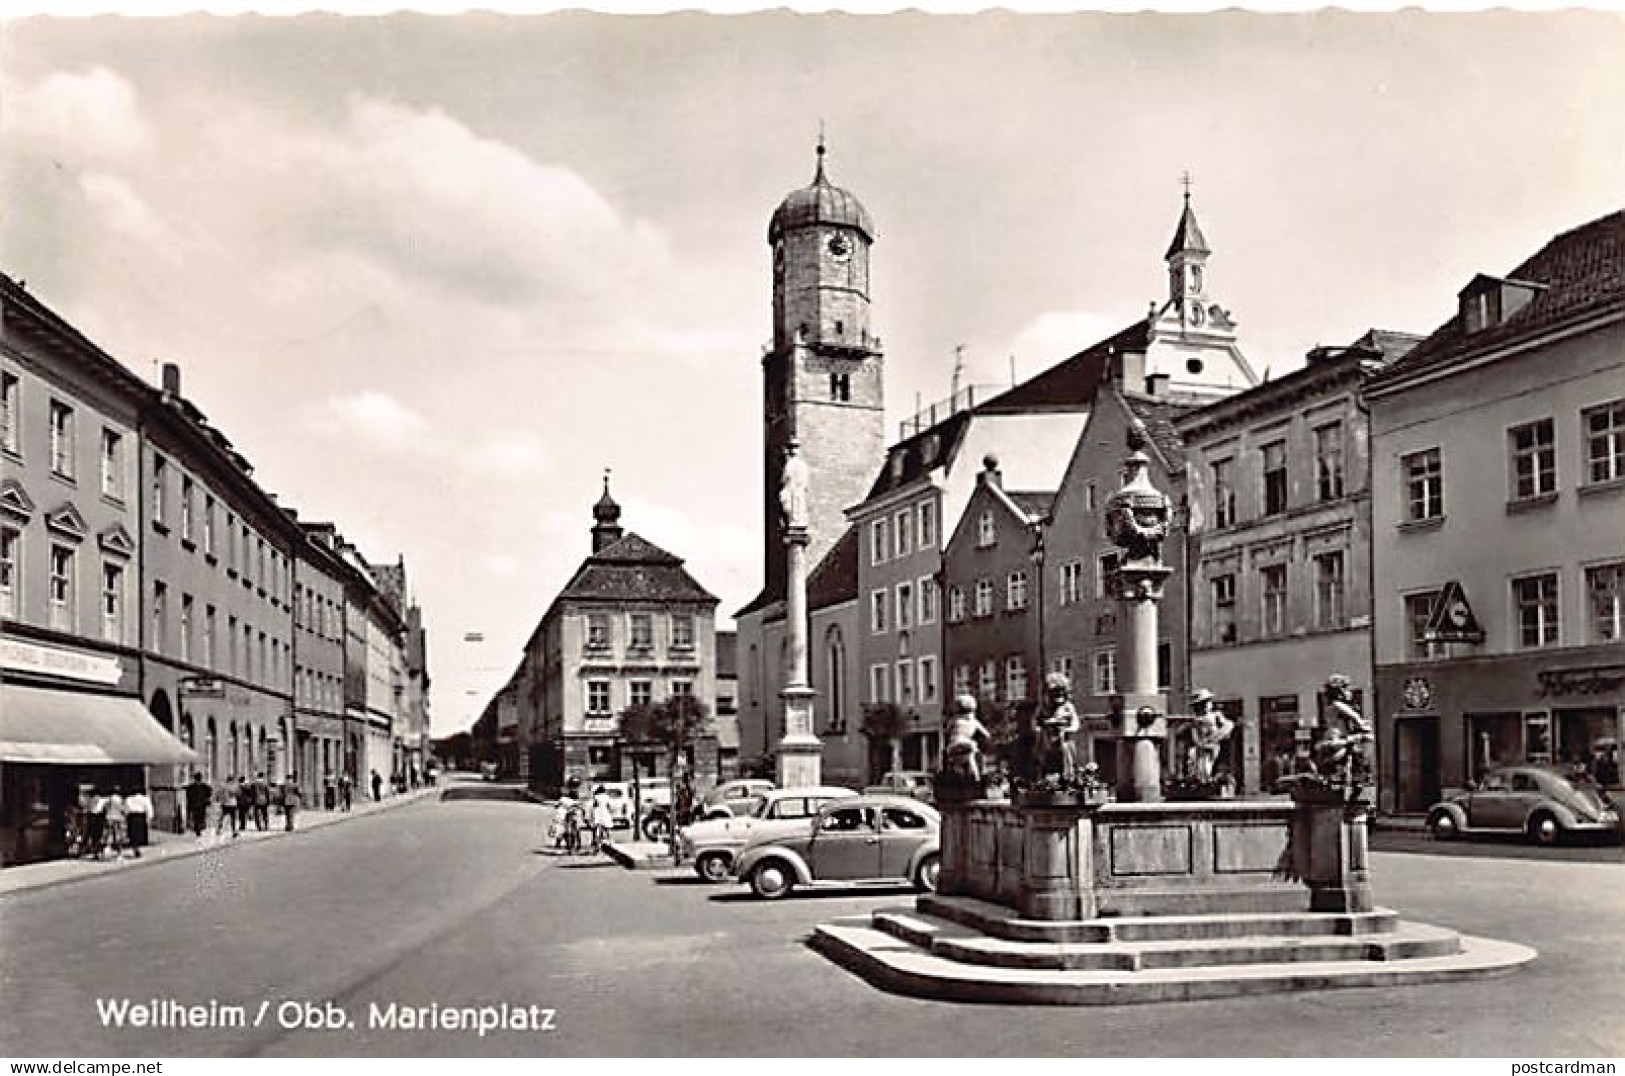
left=1145, top=372, right=1170, bottom=397
left=1116, top=348, right=1145, bottom=392
left=162, top=362, right=182, bottom=396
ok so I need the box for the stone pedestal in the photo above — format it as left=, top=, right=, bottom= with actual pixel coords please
left=1291, top=787, right=1374, bottom=913
left=776, top=686, right=823, bottom=787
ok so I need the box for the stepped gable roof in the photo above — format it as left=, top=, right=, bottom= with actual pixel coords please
left=976, top=321, right=1148, bottom=414
left=1375, top=209, right=1625, bottom=384
left=864, top=408, right=976, bottom=501
left=807, top=524, right=860, bottom=610
left=556, top=532, right=717, bottom=605
left=1122, top=393, right=1194, bottom=475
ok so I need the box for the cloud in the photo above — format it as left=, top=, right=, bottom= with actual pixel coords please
left=1002, top=311, right=1132, bottom=372
left=315, top=391, right=427, bottom=449
left=78, top=172, right=173, bottom=247
left=465, top=431, right=551, bottom=477
left=10, top=67, right=153, bottom=161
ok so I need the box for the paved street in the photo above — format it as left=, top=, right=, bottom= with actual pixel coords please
left=2, top=790, right=1621, bottom=1058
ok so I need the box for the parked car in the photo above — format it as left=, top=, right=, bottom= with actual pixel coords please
left=679, top=785, right=856, bottom=882
left=697, top=778, right=777, bottom=821
left=1427, top=764, right=1620, bottom=845
left=732, top=795, right=942, bottom=899
left=864, top=770, right=935, bottom=803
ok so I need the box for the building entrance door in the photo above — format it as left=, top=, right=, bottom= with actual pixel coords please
left=1394, top=716, right=1440, bottom=813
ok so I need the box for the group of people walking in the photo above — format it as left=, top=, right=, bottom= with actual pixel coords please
left=75, top=787, right=153, bottom=860
left=184, top=771, right=303, bottom=836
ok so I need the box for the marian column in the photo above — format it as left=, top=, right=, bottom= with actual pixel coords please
left=776, top=440, right=824, bottom=786
left=1103, top=425, right=1173, bottom=802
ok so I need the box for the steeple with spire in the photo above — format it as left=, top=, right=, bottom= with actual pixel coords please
left=591, top=469, right=624, bottom=553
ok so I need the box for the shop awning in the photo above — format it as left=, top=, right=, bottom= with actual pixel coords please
left=0, top=684, right=196, bottom=765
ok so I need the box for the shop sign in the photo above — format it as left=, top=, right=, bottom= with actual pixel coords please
left=1536, top=665, right=1625, bottom=699
left=181, top=676, right=227, bottom=698
left=1423, top=580, right=1484, bottom=644
left=582, top=716, right=617, bottom=734
left=0, top=637, right=123, bottom=686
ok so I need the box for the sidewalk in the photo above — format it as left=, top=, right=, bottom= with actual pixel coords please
left=0, top=785, right=441, bottom=898
left=602, top=839, right=679, bottom=870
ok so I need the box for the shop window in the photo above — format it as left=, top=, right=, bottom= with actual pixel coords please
left=1523, top=712, right=1553, bottom=764
left=1260, top=695, right=1301, bottom=791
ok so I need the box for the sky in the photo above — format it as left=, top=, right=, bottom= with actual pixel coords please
left=4, top=9, right=1623, bottom=735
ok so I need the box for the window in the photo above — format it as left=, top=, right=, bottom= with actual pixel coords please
left=228, top=615, right=239, bottom=674
left=976, top=510, right=996, bottom=548
left=204, top=605, right=216, bottom=666
left=870, top=664, right=889, bottom=703
left=671, top=613, right=695, bottom=649
left=1314, top=422, right=1344, bottom=502
left=978, top=660, right=998, bottom=700
left=203, top=497, right=216, bottom=556
left=1588, top=562, right=1624, bottom=643
left=1049, top=655, right=1075, bottom=686
left=0, top=371, right=18, bottom=455
left=952, top=664, right=972, bottom=698
left=917, top=655, right=938, bottom=705
left=1508, top=418, right=1557, bottom=501
left=825, top=627, right=846, bottom=732
left=870, top=519, right=888, bottom=565
left=100, top=561, right=123, bottom=641
left=918, top=578, right=937, bottom=624
left=1005, top=656, right=1028, bottom=701
left=894, top=509, right=912, bottom=557
left=1007, top=569, right=1028, bottom=611
left=180, top=594, right=194, bottom=662
left=917, top=501, right=936, bottom=548
left=1583, top=399, right=1625, bottom=485
left=1211, top=457, right=1235, bottom=528
left=629, top=679, right=652, bottom=709
left=586, top=613, right=610, bottom=650
left=152, top=580, right=168, bottom=653
left=1260, top=564, right=1287, bottom=637
left=587, top=680, right=611, bottom=714
left=629, top=613, right=653, bottom=650
left=882, top=807, right=930, bottom=831
left=947, top=585, right=966, bottom=623
left=670, top=679, right=693, bottom=697
left=181, top=477, right=196, bottom=544
left=870, top=589, right=888, bottom=633
left=1403, top=448, right=1443, bottom=522
left=1094, top=649, right=1117, bottom=696
left=896, top=660, right=914, bottom=707
left=100, top=429, right=123, bottom=499
left=829, top=373, right=851, bottom=402
left=1060, top=561, right=1082, bottom=605
left=0, top=526, right=17, bottom=616
left=1261, top=440, right=1287, bottom=516
left=1513, top=573, right=1560, bottom=649
left=1212, top=573, right=1237, bottom=644
left=49, top=400, right=75, bottom=478
left=895, top=582, right=913, bottom=629
left=1096, top=552, right=1120, bottom=600
left=973, top=579, right=994, bottom=618
left=1314, top=552, right=1345, bottom=629
left=152, top=455, right=168, bottom=527
left=1083, top=481, right=1098, bottom=514
left=48, top=544, right=75, bottom=631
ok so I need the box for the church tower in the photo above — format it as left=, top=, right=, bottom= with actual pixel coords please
left=1143, top=185, right=1259, bottom=400
left=760, top=140, right=886, bottom=595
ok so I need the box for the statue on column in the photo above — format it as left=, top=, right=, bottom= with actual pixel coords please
left=940, top=694, right=990, bottom=786
left=1310, top=674, right=1373, bottom=797
left=1036, top=673, right=1081, bottom=781
left=1185, top=688, right=1235, bottom=784
left=780, top=439, right=810, bottom=532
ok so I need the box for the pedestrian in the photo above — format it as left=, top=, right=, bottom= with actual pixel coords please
left=125, top=786, right=151, bottom=857
left=105, top=789, right=128, bottom=859
left=86, top=788, right=109, bottom=859
left=184, top=771, right=211, bottom=836
left=323, top=771, right=336, bottom=811
left=338, top=772, right=353, bottom=812
left=281, top=772, right=303, bottom=831
left=218, top=774, right=243, bottom=836
left=251, top=772, right=271, bottom=830
left=371, top=769, right=382, bottom=802
left=589, top=785, right=613, bottom=853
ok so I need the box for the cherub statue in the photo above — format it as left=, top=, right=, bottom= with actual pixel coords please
left=1186, top=688, right=1235, bottom=783
left=941, top=694, right=990, bottom=784
left=1037, top=673, right=1081, bottom=780
left=1312, top=674, right=1373, bottom=793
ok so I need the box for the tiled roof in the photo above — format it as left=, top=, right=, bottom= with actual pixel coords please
left=976, top=321, right=1146, bottom=414
left=863, top=408, right=976, bottom=501
left=1122, top=393, right=1194, bottom=474
left=1375, top=209, right=1625, bottom=384
left=807, top=523, right=859, bottom=610
left=1005, top=491, right=1056, bottom=520
left=556, top=532, right=717, bottom=605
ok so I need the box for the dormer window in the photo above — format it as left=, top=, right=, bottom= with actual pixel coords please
left=890, top=451, right=906, bottom=480
left=1459, top=274, right=1545, bottom=334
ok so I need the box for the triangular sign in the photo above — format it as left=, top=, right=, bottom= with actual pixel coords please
left=1424, top=580, right=1484, bottom=643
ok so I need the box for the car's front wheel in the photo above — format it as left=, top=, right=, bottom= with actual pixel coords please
left=1527, top=811, right=1563, bottom=846
left=1427, top=809, right=1459, bottom=840
left=641, top=814, right=670, bottom=843
left=914, top=853, right=941, bottom=893
left=695, top=851, right=731, bottom=883
left=749, top=860, right=794, bottom=900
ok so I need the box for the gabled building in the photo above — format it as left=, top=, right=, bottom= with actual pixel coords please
left=1176, top=329, right=1418, bottom=794
left=1366, top=210, right=1625, bottom=814
left=520, top=481, right=721, bottom=792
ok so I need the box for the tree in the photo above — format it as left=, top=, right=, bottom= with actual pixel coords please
left=861, top=701, right=910, bottom=780
left=621, top=696, right=710, bottom=780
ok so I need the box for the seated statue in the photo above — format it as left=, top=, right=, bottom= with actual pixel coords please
left=941, top=694, right=990, bottom=784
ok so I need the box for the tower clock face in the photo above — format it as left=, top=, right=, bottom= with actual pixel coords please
left=827, top=232, right=853, bottom=262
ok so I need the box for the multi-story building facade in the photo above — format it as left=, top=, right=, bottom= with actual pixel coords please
left=141, top=362, right=298, bottom=818
left=1367, top=210, right=1625, bottom=814
left=519, top=483, right=721, bottom=793
left=292, top=522, right=350, bottom=806
left=1176, top=330, right=1417, bottom=794
left=1, top=276, right=191, bottom=862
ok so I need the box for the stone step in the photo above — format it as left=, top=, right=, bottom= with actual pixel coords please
left=919, top=893, right=1399, bottom=943
left=872, top=910, right=1459, bottom=972
left=811, top=918, right=1537, bottom=1006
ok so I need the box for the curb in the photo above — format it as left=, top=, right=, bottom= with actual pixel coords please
left=0, top=787, right=440, bottom=899
left=602, top=841, right=679, bottom=871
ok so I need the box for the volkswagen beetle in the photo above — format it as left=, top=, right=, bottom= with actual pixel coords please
left=731, top=795, right=941, bottom=900
left=1427, top=764, right=1620, bottom=845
